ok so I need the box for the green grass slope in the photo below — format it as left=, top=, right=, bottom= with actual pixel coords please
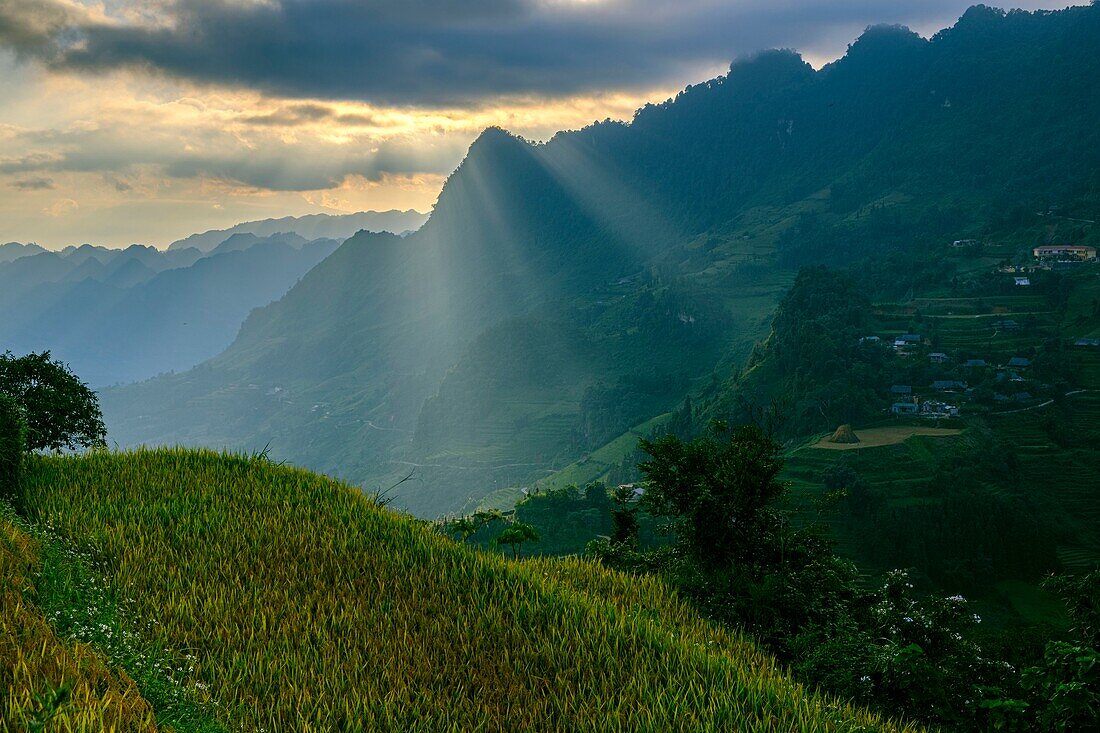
left=12, top=449, right=917, bottom=732
left=1, top=513, right=162, bottom=732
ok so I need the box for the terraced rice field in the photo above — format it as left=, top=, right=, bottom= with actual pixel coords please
left=812, top=426, right=962, bottom=450
left=10, top=449, right=918, bottom=732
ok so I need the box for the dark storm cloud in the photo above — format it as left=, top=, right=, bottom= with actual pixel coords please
left=1, top=0, right=995, bottom=105
left=10, top=176, right=56, bottom=190
left=239, top=104, right=378, bottom=128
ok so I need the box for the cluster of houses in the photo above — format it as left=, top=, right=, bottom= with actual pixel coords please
left=889, top=381, right=962, bottom=418
left=874, top=340, right=1041, bottom=416
left=859, top=333, right=923, bottom=353
left=1033, top=244, right=1097, bottom=262
left=889, top=388, right=961, bottom=418
left=994, top=243, right=1096, bottom=284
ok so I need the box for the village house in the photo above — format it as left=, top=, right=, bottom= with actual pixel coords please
left=890, top=385, right=913, bottom=396
left=891, top=402, right=919, bottom=415
left=1075, top=338, right=1100, bottom=348
left=893, top=333, right=922, bottom=352
left=929, top=352, right=949, bottom=364
left=1007, top=356, right=1031, bottom=368
left=921, top=400, right=960, bottom=418
left=1033, top=244, right=1097, bottom=261
left=952, top=239, right=979, bottom=248
left=931, top=380, right=968, bottom=391
left=1014, top=276, right=1031, bottom=286
left=859, top=335, right=882, bottom=345
left=993, top=319, right=1022, bottom=331
left=963, top=359, right=988, bottom=368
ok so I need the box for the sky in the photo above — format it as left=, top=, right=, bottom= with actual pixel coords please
left=0, top=0, right=1081, bottom=249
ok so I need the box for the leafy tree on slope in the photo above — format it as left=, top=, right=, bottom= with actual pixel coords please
left=0, top=351, right=106, bottom=452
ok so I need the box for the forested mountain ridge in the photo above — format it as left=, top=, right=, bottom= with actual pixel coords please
left=103, top=4, right=1100, bottom=515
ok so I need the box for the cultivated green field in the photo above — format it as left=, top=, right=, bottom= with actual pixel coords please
left=7, top=449, right=919, bottom=732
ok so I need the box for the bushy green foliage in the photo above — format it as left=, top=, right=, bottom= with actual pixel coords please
left=1014, top=573, right=1100, bottom=731
left=615, top=424, right=862, bottom=654
left=0, top=351, right=106, bottom=453
left=0, top=393, right=26, bottom=507
left=588, top=421, right=1100, bottom=731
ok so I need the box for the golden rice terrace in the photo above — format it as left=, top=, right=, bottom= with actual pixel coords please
left=3, top=449, right=919, bottom=731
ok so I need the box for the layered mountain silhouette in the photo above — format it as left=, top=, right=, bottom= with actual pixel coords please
left=0, top=236, right=346, bottom=387
left=167, top=210, right=428, bottom=252
left=0, top=242, right=46, bottom=265
left=103, top=5, right=1100, bottom=515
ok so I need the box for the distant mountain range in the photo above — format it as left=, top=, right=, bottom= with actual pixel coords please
left=0, top=242, right=46, bottom=264
left=0, top=236, right=344, bottom=387
left=0, top=211, right=427, bottom=387
left=167, top=210, right=428, bottom=252
left=101, top=5, right=1100, bottom=516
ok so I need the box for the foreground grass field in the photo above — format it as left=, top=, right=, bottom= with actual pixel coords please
left=0, top=511, right=161, bottom=732
left=8, top=448, right=919, bottom=732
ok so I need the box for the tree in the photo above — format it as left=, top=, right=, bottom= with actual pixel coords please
left=0, top=352, right=106, bottom=452
left=639, top=422, right=786, bottom=569
left=0, top=394, right=26, bottom=507
left=494, top=521, right=540, bottom=559
left=440, top=509, right=503, bottom=543
left=635, top=422, right=860, bottom=651
left=608, top=484, right=641, bottom=547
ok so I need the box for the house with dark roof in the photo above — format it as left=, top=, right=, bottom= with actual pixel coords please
left=893, top=334, right=922, bottom=352
left=963, top=359, right=988, bottom=368
left=929, top=352, right=949, bottom=364
left=1075, top=338, right=1100, bottom=347
left=890, top=385, right=913, bottom=396
left=1007, top=356, right=1031, bottom=368
left=931, top=380, right=968, bottom=391
left=891, top=402, right=919, bottom=415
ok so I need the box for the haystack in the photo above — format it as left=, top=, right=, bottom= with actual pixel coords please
left=830, top=424, right=860, bottom=444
